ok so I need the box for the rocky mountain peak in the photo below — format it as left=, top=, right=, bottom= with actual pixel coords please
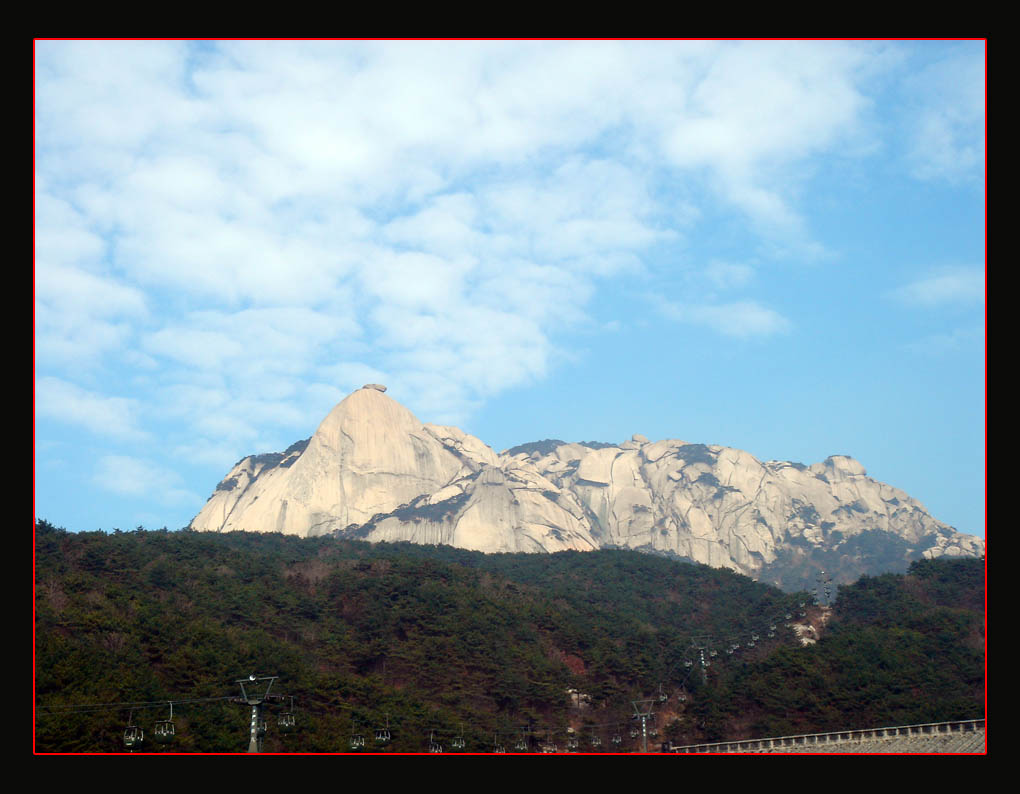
left=191, top=387, right=983, bottom=589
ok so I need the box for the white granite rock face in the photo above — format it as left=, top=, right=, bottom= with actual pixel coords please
left=191, top=385, right=469, bottom=536
left=191, top=388, right=984, bottom=580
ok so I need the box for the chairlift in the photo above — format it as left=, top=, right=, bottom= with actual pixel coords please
left=629, top=726, right=639, bottom=739
left=428, top=732, right=443, bottom=754
left=567, top=736, right=580, bottom=751
left=514, top=736, right=528, bottom=752
left=374, top=713, right=392, bottom=745
left=349, top=733, right=365, bottom=751
left=451, top=735, right=466, bottom=751
left=590, top=734, right=602, bottom=748
left=279, top=697, right=296, bottom=734
left=154, top=702, right=176, bottom=744
left=611, top=733, right=622, bottom=745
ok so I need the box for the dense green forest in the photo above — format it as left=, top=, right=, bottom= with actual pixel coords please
left=34, top=520, right=984, bottom=753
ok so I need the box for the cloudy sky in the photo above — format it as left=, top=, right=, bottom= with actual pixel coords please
left=34, top=40, right=985, bottom=538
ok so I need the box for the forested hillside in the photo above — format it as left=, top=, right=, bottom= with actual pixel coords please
left=34, top=521, right=984, bottom=753
left=675, top=557, right=986, bottom=742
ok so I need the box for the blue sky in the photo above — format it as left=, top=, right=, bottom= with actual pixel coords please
left=34, top=40, right=985, bottom=539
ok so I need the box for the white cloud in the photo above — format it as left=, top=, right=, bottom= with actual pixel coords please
left=902, top=48, right=985, bottom=184
left=36, top=265, right=147, bottom=318
left=35, top=309, right=136, bottom=369
left=35, top=377, right=147, bottom=441
left=704, top=261, right=755, bottom=290
left=382, top=193, right=482, bottom=259
left=172, top=438, right=246, bottom=470
left=142, top=307, right=358, bottom=382
left=657, top=41, right=872, bottom=247
left=890, top=267, right=984, bottom=308
left=144, top=328, right=245, bottom=370
left=34, top=41, right=904, bottom=447
left=657, top=299, right=792, bottom=339
left=359, top=250, right=474, bottom=312
left=34, top=189, right=107, bottom=269
left=904, top=324, right=984, bottom=356
left=34, top=186, right=149, bottom=368
left=93, top=454, right=199, bottom=505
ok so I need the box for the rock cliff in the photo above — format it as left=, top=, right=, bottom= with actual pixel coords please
left=190, top=385, right=983, bottom=588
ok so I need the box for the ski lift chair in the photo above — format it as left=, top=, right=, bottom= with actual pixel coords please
left=279, top=697, right=296, bottom=734
left=152, top=702, right=176, bottom=744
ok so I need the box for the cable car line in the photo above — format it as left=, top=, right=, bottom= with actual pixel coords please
left=37, top=694, right=236, bottom=715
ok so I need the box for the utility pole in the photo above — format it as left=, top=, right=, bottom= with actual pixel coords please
left=232, top=674, right=280, bottom=753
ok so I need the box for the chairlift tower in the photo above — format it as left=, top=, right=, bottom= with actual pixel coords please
left=632, top=699, right=657, bottom=753
left=232, top=674, right=280, bottom=753
left=815, top=570, right=834, bottom=607
left=690, top=636, right=713, bottom=686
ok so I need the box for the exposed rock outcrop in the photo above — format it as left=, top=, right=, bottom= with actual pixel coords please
left=191, top=385, right=470, bottom=536
left=191, top=386, right=983, bottom=588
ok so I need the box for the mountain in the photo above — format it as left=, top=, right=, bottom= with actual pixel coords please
left=190, top=385, right=983, bottom=588
left=34, top=523, right=985, bottom=753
